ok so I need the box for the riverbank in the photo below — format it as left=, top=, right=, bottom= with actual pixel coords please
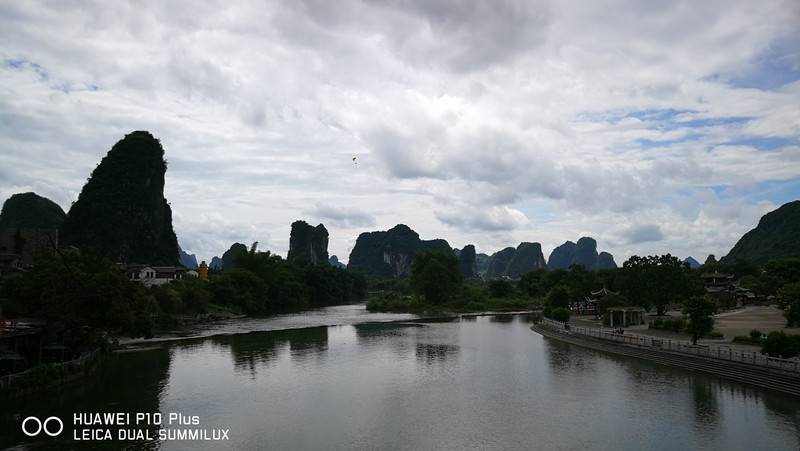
left=531, top=322, right=800, bottom=397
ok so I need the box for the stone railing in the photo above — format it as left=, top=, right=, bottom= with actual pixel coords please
left=539, top=317, right=800, bottom=373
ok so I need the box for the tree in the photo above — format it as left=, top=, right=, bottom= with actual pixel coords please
left=621, top=254, right=699, bottom=315
left=518, top=269, right=548, bottom=298
left=410, top=251, right=463, bottom=305
left=547, top=286, right=570, bottom=309
left=683, top=296, right=717, bottom=345
left=779, top=283, right=800, bottom=326
left=488, top=279, right=514, bottom=298
left=596, top=293, right=630, bottom=316
left=761, top=331, right=800, bottom=358
left=550, top=307, right=570, bottom=322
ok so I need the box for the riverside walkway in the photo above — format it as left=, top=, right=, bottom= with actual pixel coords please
left=532, top=319, right=800, bottom=397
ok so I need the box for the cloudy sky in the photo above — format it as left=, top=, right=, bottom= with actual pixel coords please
left=1, top=0, right=799, bottom=265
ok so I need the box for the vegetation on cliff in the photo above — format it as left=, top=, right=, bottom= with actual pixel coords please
left=60, top=131, right=179, bottom=265
left=723, top=201, right=800, bottom=266
left=347, top=224, right=451, bottom=277
left=547, top=237, right=616, bottom=270
left=287, top=221, right=329, bottom=264
left=0, top=192, right=66, bottom=229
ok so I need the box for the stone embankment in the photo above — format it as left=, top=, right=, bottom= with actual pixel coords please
left=531, top=322, right=800, bottom=397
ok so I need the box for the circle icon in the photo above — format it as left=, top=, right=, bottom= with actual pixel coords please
left=21, top=417, right=42, bottom=437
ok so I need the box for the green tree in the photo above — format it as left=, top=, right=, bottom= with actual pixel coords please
left=596, top=293, right=630, bottom=316
left=621, top=254, right=698, bottom=315
left=518, top=269, right=548, bottom=298
left=488, top=279, right=514, bottom=298
left=781, top=282, right=800, bottom=326
left=683, top=296, right=717, bottom=345
left=549, top=307, right=571, bottom=322
left=761, top=331, right=800, bottom=358
left=410, top=251, right=463, bottom=305
left=547, top=286, right=570, bottom=309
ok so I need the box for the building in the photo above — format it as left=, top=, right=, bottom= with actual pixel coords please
left=701, top=270, right=759, bottom=307
left=701, top=271, right=735, bottom=293
left=573, top=287, right=619, bottom=316
left=0, top=227, right=59, bottom=269
left=121, top=264, right=193, bottom=287
left=604, top=307, right=646, bottom=328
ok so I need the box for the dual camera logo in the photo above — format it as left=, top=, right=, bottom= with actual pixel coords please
left=22, top=416, right=63, bottom=437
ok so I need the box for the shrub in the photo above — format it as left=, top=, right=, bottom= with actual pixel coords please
left=750, top=329, right=763, bottom=340
left=550, top=307, right=571, bottom=322
left=708, top=330, right=724, bottom=339
left=488, top=280, right=514, bottom=298
left=761, top=331, right=800, bottom=358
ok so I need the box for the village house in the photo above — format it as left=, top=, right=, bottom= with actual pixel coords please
left=701, top=270, right=759, bottom=307
left=121, top=264, right=195, bottom=287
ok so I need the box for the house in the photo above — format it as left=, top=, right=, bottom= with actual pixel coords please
left=701, top=271, right=759, bottom=306
left=0, top=227, right=59, bottom=268
left=701, top=271, right=734, bottom=293
left=122, top=264, right=192, bottom=287
left=573, top=287, right=619, bottom=316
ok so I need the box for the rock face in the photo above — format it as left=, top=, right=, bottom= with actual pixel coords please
left=547, top=237, right=617, bottom=270
left=485, top=242, right=547, bottom=278
left=485, top=247, right=516, bottom=279
left=179, top=248, right=198, bottom=269
left=329, top=255, right=346, bottom=269
left=60, top=131, right=179, bottom=265
left=0, top=192, right=66, bottom=228
left=722, top=201, right=800, bottom=265
left=347, top=224, right=452, bottom=277
left=683, top=256, right=701, bottom=269
left=458, top=244, right=478, bottom=278
left=597, top=252, right=618, bottom=270
left=287, top=221, right=329, bottom=264
left=547, top=241, right=576, bottom=270
left=475, top=253, right=491, bottom=274
left=209, top=256, right=223, bottom=270
left=506, top=242, right=547, bottom=277
left=221, top=242, right=248, bottom=271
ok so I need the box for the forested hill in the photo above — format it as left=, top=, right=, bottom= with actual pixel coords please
left=0, top=192, right=65, bottom=228
left=723, top=200, right=800, bottom=266
left=60, top=131, right=179, bottom=265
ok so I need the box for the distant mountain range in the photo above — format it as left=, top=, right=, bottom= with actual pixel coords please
left=347, top=224, right=451, bottom=277
left=547, top=237, right=617, bottom=271
left=179, top=248, right=198, bottom=269
left=683, top=256, right=700, bottom=269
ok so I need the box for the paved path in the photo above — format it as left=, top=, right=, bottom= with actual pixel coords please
left=532, top=323, right=800, bottom=397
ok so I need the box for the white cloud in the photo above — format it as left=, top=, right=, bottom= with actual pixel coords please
left=0, top=0, right=798, bottom=264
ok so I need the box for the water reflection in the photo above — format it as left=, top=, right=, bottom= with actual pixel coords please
left=0, top=347, right=172, bottom=450
left=212, top=327, right=329, bottom=377
left=3, top=315, right=800, bottom=451
left=415, top=343, right=459, bottom=364
left=692, top=379, right=720, bottom=431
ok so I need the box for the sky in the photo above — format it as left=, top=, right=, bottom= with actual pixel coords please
left=1, top=0, right=799, bottom=265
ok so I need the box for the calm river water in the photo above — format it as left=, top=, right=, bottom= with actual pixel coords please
left=2, top=305, right=800, bottom=450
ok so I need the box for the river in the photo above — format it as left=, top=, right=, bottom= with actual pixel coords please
left=2, top=305, right=799, bottom=450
